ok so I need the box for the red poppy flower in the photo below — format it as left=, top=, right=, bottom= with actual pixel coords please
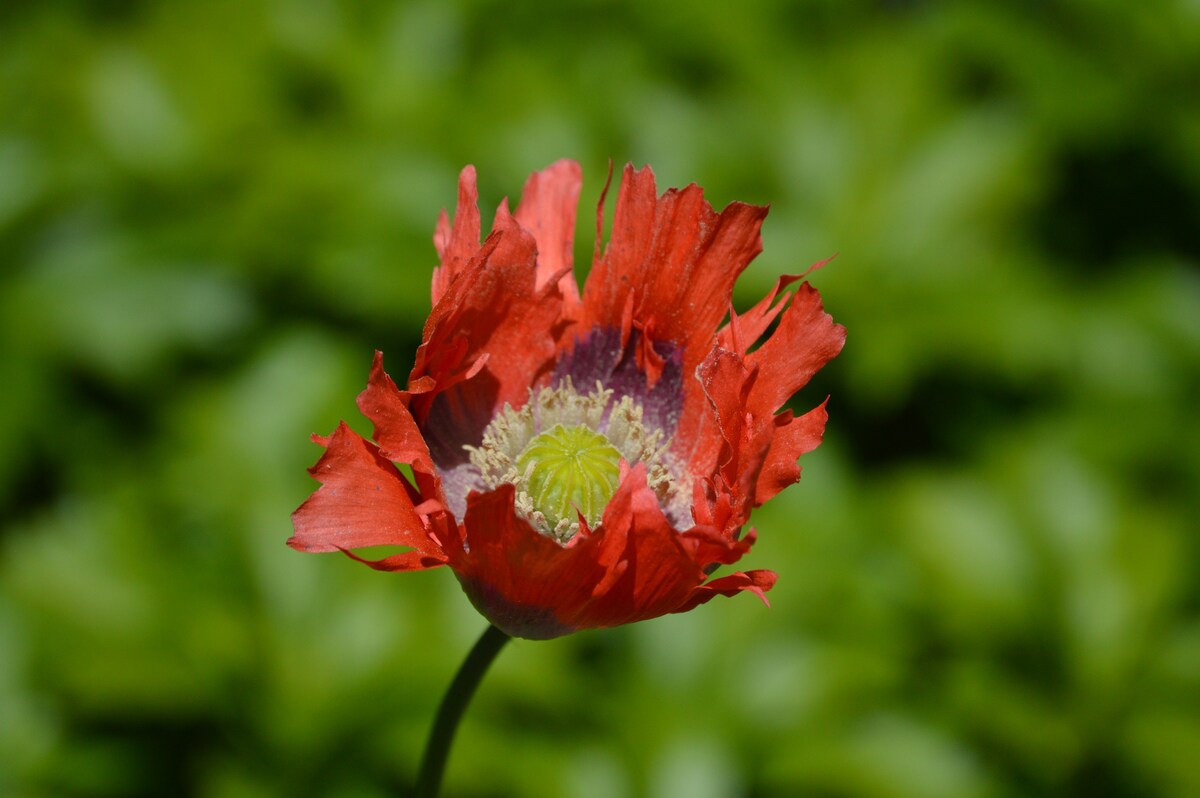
left=290, top=161, right=845, bottom=640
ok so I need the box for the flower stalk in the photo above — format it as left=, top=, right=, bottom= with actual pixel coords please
left=415, top=624, right=511, bottom=797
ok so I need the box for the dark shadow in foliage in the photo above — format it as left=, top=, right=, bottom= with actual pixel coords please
left=1035, top=138, right=1200, bottom=273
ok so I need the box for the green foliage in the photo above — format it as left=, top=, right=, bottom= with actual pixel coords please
left=2, top=0, right=1198, bottom=795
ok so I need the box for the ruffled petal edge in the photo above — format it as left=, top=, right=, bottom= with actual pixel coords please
left=673, top=569, right=778, bottom=614
left=448, top=464, right=711, bottom=638
left=288, top=422, right=447, bottom=567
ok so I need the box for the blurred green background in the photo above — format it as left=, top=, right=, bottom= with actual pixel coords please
left=2, top=0, right=1199, bottom=796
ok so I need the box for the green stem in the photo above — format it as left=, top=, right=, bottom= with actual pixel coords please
left=415, top=624, right=511, bottom=797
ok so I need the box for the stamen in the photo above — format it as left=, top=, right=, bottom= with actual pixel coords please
left=467, top=379, right=679, bottom=543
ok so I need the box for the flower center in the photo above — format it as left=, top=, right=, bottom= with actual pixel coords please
left=468, top=379, right=681, bottom=543
left=516, top=424, right=622, bottom=530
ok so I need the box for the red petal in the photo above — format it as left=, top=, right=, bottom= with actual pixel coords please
left=575, top=164, right=770, bottom=467
left=581, top=163, right=768, bottom=382
left=746, top=282, right=846, bottom=416
left=423, top=170, right=569, bottom=419
left=754, top=401, right=829, bottom=506
left=690, top=480, right=736, bottom=533
left=678, top=526, right=756, bottom=570
left=289, top=422, right=446, bottom=563
left=687, top=346, right=755, bottom=491
left=514, top=159, right=583, bottom=304
left=687, top=279, right=845, bottom=521
left=357, top=351, right=438, bottom=488
left=449, top=465, right=708, bottom=638
left=634, top=316, right=667, bottom=387
left=718, top=272, right=805, bottom=354
left=674, top=569, right=777, bottom=614
left=451, top=485, right=603, bottom=639
left=572, top=464, right=703, bottom=629
left=411, top=203, right=569, bottom=461
left=721, top=255, right=836, bottom=353
left=341, top=547, right=448, bottom=572
left=431, top=165, right=481, bottom=306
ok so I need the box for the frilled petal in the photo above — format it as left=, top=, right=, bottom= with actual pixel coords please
left=679, top=526, right=757, bottom=570
left=580, top=164, right=768, bottom=388
left=514, top=159, right=583, bottom=304
left=745, top=282, right=846, bottom=417
left=449, top=465, right=711, bottom=639
left=411, top=202, right=570, bottom=468
left=689, top=279, right=845, bottom=524
left=449, top=485, right=605, bottom=640
left=431, top=166, right=482, bottom=306
left=341, top=547, right=449, bottom=573
left=717, top=257, right=835, bottom=354
left=569, top=464, right=705, bottom=630
left=673, top=569, right=777, bottom=614
left=357, top=351, right=443, bottom=503
left=755, top=401, right=829, bottom=506
left=690, top=346, right=761, bottom=500
left=289, top=422, right=447, bottom=565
